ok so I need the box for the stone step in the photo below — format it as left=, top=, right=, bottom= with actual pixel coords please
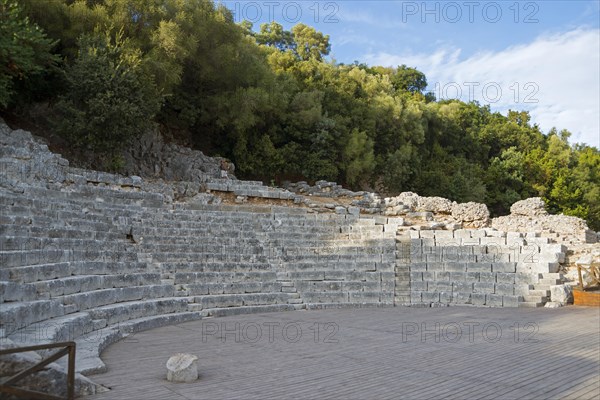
left=2, top=262, right=71, bottom=282
left=0, top=248, right=138, bottom=269
left=0, top=280, right=38, bottom=302
left=0, top=299, right=65, bottom=330
left=304, top=302, right=391, bottom=310
left=520, top=295, right=549, bottom=303
left=523, top=289, right=551, bottom=297
left=23, top=186, right=164, bottom=208
left=5, top=261, right=149, bottom=283
left=61, top=285, right=176, bottom=313
left=87, top=297, right=191, bottom=325
left=152, top=253, right=393, bottom=265
left=199, top=303, right=305, bottom=318
left=518, top=301, right=545, bottom=308
left=538, top=279, right=563, bottom=285
left=301, top=292, right=350, bottom=303
left=133, top=232, right=380, bottom=245
left=0, top=226, right=122, bottom=241
left=174, top=271, right=277, bottom=285
left=191, top=293, right=292, bottom=308
left=6, top=312, right=94, bottom=344
left=182, top=281, right=283, bottom=296
left=33, top=273, right=162, bottom=297
left=540, top=273, right=563, bottom=279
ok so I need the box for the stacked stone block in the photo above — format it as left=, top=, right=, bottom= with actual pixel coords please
left=407, top=229, right=566, bottom=307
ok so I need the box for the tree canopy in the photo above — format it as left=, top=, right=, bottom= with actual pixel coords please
left=1, top=0, right=599, bottom=230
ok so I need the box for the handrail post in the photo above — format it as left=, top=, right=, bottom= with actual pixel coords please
left=67, top=343, right=76, bottom=400
left=0, top=341, right=76, bottom=400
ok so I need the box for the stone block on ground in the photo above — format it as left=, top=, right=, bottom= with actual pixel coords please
left=166, top=353, right=199, bottom=383
left=550, top=284, right=573, bottom=305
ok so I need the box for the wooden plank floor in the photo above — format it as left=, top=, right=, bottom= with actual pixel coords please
left=89, top=306, right=600, bottom=399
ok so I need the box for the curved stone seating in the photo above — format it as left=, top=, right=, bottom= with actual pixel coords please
left=1, top=178, right=397, bottom=391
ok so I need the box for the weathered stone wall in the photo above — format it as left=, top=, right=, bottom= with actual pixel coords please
left=122, top=128, right=235, bottom=181
left=401, top=229, right=567, bottom=308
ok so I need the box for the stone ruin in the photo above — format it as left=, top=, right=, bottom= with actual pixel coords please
left=0, top=118, right=598, bottom=396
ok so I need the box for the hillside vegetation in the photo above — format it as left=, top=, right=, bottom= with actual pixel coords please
left=1, top=0, right=599, bottom=229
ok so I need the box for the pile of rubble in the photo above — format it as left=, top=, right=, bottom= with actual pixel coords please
left=351, top=191, right=490, bottom=229
left=283, top=180, right=366, bottom=198
left=492, top=198, right=597, bottom=244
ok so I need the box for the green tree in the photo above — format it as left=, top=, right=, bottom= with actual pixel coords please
left=291, top=23, right=330, bottom=61
left=0, top=0, right=58, bottom=107
left=390, top=64, right=428, bottom=94
left=256, top=22, right=295, bottom=52
left=54, top=30, right=161, bottom=159
left=342, top=129, right=375, bottom=187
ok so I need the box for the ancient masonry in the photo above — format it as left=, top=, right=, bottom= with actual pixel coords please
left=0, top=119, right=598, bottom=396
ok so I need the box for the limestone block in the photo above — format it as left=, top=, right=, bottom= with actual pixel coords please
left=471, top=293, right=486, bottom=306
left=466, top=272, right=480, bottom=281
left=550, top=284, right=573, bottom=305
left=410, top=291, right=422, bottom=304
left=430, top=281, right=452, bottom=291
left=166, top=353, right=199, bottom=383
left=470, top=231, right=487, bottom=239
left=411, top=262, right=427, bottom=272
left=452, top=292, right=472, bottom=304
left=544, top=302, right=563, bottom=308
left=479, top=272, right=496, bottom=282
left=496, top=273, right=515, bottom=284
left=439, top=292, right=453, bottom=303
left=481, top=237, right=507, bottom=246
left=492, top=262, right=517, bottom=273
left=426, top=262, right=444, bottom=272
left=537, top=252, right=565, bottom=263
left=502, top=295, right=519, bottom=307
left=495, top=284, right=514, bottom=295
left=410, top=272, right=423, bottom=281
left=434, top=271, right=450, bottom=281
left=486, top=294, right=504, bottom=307
left=454, top=229, right=472, bottom=239
left=444, top=262, right=466, bottom=272
left=347, top=206, right=360, bottom=216
left=467, top=263, right=492, bottom=273
left=473, top=282, right=495, bottom=294
left=453, top=282, right=473, bottom=292
left=416, top=196, right=453, bottom=213
left=418, top=272, right=432, bottom=283
left=510, top=197, right=548, bottom=217
left=421, top=291, right=440, bottom=303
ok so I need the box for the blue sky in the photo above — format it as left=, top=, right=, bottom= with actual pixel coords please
left=222, top=1, right=600, bottom=148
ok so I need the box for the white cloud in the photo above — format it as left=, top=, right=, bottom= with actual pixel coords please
left=338, top=8, right=406, bottom=29
left=364, top=29, right=600, bottom=148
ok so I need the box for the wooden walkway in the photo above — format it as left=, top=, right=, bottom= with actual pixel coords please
left=89, top=306, right=600, bottom=399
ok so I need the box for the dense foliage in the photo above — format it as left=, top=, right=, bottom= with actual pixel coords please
left=0, top=0, right=58, bottom=107
left=1, top=0, right=599, bottom=229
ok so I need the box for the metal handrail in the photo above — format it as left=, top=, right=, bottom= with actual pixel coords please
left=0, top=341, right=76, bottom=400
